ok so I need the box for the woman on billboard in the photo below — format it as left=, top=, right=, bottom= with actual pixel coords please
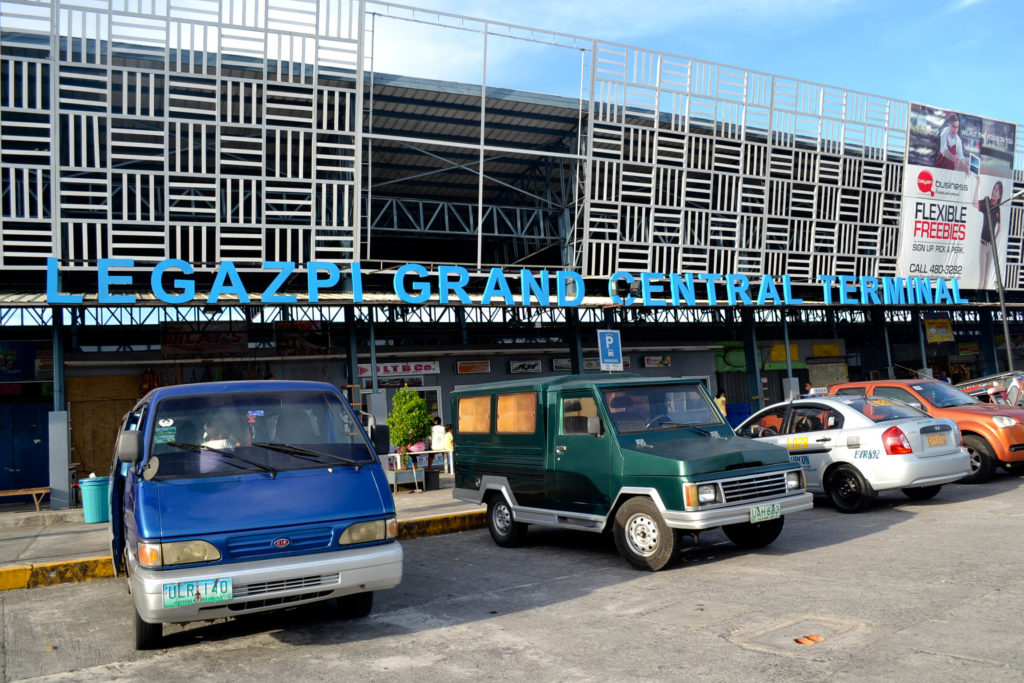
left=974, top=179, right=1004, bottom=289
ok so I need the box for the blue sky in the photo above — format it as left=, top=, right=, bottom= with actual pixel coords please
left=374, top=0, right=1024, bottom=126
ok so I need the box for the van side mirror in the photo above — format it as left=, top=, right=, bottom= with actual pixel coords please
left=116, top=431, right=142, bottom=464
left=586, top=417, right=603, bottom=436
left=372, top=424, right=391, bottom=455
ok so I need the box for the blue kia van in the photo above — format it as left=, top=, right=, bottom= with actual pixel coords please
left=109, top=380, right=402, bottom=649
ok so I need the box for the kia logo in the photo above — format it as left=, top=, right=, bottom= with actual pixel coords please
left=917, top=170, right=935, bottom=196
left=272, top=538, right=290, bottom=548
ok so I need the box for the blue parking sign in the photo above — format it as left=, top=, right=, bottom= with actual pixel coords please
left=597, top=329, right=623, bottom=371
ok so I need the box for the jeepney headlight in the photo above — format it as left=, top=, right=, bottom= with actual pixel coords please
left=684, top=483, right=719, bottom=506
left=339, top=519, right=389, bottom=545
left=786, top=470, right=804, bottom=490
left=993, top=415, right=1018, bottom=429
left=138, top=540, right=221, bottom=568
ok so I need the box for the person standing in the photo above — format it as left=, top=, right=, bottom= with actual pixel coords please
left=430, top=416, right=445, bottom=453
left=714, top=390, right=727, bottom=418
left=443, top=423, right=454, bottom=475
left=936, top=112, right=968, bottom=174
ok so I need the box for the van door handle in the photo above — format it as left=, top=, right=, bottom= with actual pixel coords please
left=815, top=437, right=831, bottom=443
left=555, top=445, right=567, bottom=453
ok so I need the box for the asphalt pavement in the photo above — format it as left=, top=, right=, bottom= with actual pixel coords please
left=0, top=474, right=481, bottom=589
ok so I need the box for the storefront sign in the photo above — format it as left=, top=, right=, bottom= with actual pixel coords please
left=358, top=361, right=439, bottom=377
left=509, top=360, right=542, bottom=374
left=643, top=356, right=671, bottom=368
left=457, top=361, right=491, bottom=374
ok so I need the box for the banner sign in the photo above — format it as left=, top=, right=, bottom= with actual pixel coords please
left=899, top=104, right=1016, bottom=290
left=160, top=322, right=248, bottom=359
left=47, top=258, right=971, bottom=306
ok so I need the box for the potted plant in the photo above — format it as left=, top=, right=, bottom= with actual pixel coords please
left=385, top=386, right=436, bottom=488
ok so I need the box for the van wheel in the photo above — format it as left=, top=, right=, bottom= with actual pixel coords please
left=722, top=516, right=785, bottom=548
left=487, top=496, right=526, bottom=547
left=134, top=608, right=162, bottom=650
left=901, top=485, right=942, bottom=500
left=824, top=464, right=875, bottom=513
left=961, top=436, right=996, bottom=484
left=337, top=591, right=373, bottom=619
left=613, top=497, right=678, bottom=571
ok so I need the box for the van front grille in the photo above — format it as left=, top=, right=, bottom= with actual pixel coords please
left=721, top=472, right=788, bottom=503
left=227, top=527, right=333, bottom=558
left=233, top=573, right=340, bottom=598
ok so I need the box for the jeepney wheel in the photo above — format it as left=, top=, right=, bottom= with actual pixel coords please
left=613, top=497, right=678, bottom=571
left=901, top=485, right=942, bottom=500
left=134, top=608, right=162, bottom=651
left=486, top=495, right=527, bottom=548
left=824, top=464, right=875, bottom=514
left=337, top=591, right=373, bottom=619
left=960, top=436, right=996, bottom=484
left=722, top=516, right=785, bottom=548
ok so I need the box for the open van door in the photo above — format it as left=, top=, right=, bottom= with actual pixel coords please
left=109, top=409, right=143, bottom=576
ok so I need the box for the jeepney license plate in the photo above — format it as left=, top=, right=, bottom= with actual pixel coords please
left=926, top=433, right=947, bottom=447
left=749, top=503, right=781, bottom=524
left=162, top=577, right=233, bottom=608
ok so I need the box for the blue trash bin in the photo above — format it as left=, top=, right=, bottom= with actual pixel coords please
left=80, top=476, right=110, bottom=524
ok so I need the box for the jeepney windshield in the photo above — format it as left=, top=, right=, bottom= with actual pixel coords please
left=146, top=390, right=375, bottom=479
left=601, top=384, right=723, bottom=434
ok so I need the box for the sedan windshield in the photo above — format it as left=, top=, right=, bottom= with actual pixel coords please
left=147, top=390, right=374, bottom=479
left=913, top=382, right=978, bottom=408
left=600, top=384, right=722, bottom=434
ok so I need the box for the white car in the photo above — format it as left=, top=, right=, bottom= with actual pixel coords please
left=737, top=396, right=970, bottom=513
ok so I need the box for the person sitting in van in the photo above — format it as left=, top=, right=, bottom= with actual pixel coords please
left=608, top=394, right=647, bottom=433
left=203, top=416, right=237, bottom=450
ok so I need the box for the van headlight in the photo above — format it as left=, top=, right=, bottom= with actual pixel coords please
left=339, top=517, right=395, bottom=545
left=786, top=470, right=804, bottom=490
left=993, top=416, right=1018, bottom=429
left=138, top=540, right=221, bottom=568
left=684, top=483, right=719, bottom=507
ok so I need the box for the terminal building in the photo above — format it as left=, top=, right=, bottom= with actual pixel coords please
left=0, top=0, right=1022, bottom=498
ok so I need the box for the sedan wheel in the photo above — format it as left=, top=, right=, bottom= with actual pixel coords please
left=825, top=464, right=875, bottom=513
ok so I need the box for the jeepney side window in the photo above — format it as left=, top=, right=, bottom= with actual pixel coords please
left=458, top=396, right=491, bottom=434
left=497, top=392, right=537, bottom=434
left=561, top=396, right=600, bottom=435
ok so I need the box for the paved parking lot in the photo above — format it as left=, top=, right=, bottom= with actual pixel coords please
left=3, top=475, right=1023, bottom=682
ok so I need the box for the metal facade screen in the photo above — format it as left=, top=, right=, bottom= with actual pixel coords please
left=1, top=0, right=1022, bottom=290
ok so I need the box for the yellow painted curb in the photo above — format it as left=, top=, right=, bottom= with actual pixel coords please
left=0, top=566, right=32, bottom=591
left=0, top=557, right=113, bottom=592
left=398, top=509, right=486, bottom=540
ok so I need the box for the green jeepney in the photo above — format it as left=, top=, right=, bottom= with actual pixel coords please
left=452, top=375, right=812, bottom=570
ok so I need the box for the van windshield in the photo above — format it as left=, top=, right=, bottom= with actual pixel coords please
left=146, top=390, right=375, bottom=479
left=601, top=384, right=722, bottom=434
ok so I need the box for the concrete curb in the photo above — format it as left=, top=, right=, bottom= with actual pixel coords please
left=0, top=510, right=487, bottom=592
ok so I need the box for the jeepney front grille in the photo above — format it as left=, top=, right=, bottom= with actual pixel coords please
left=233, top=573, right=340, bottom=598
left=721, top=472, right=788, bottom=503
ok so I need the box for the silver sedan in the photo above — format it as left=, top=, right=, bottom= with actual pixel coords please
left=736, top=395, right=970, bottom=513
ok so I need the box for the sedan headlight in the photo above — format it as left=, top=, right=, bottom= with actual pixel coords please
left=339, top=518, right=395, bottom=545
left=993, top=415, right=1018, bottom=429
left=786, top=470, right=804, bottom=490
left=138, top=540, right=221, bottom=568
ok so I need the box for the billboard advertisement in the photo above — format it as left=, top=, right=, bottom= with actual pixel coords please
left=899, top=104, right=1016, bottom=290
